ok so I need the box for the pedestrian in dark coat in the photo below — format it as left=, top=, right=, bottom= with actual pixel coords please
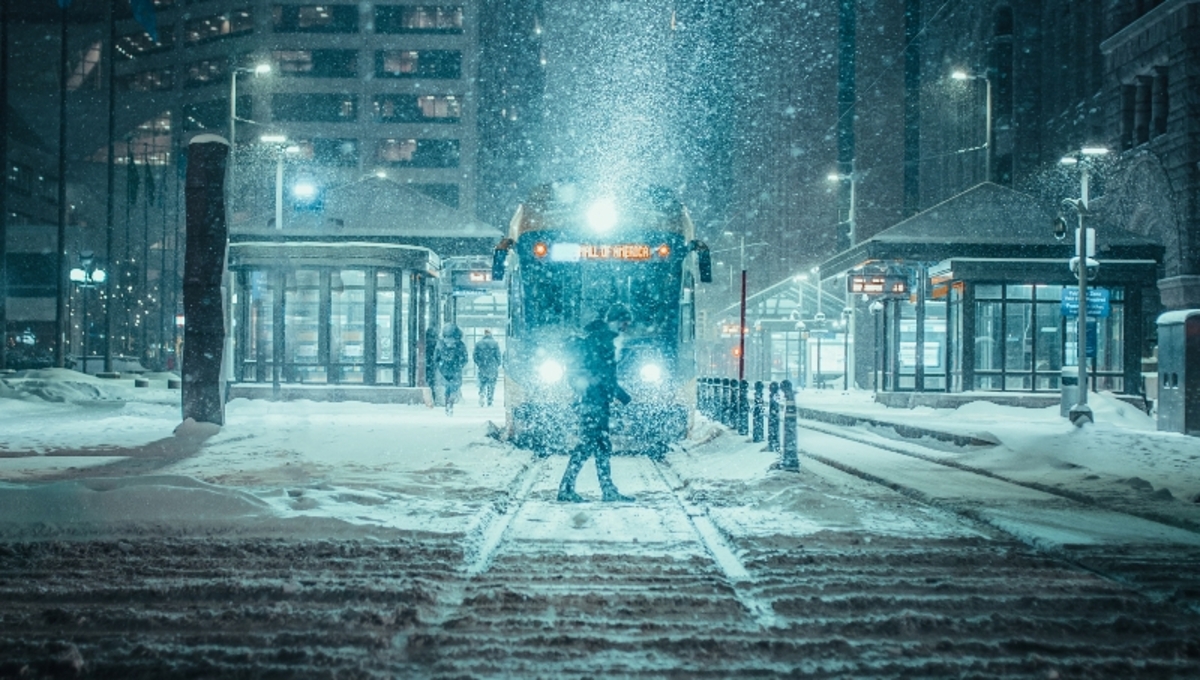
left=437, top=324, right=468, bottom=415
left=558, top=304, right=634, bottom=503
left=473, top=329, right=502, bottom=407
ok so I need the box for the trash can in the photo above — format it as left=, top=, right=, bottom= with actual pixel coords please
left=1060, top=366, right=1079, bottom=419
left=1156, top=310, right=1200, bottom=436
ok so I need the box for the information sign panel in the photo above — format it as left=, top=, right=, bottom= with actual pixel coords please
left=1061, top=287, right=1110, bottom=318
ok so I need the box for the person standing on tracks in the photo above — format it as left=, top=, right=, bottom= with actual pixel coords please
left=557, top=303, right=634, bottom=503
left=436, top=324, right=469, bottom=415
left=473, top=329, right=502, bottom=407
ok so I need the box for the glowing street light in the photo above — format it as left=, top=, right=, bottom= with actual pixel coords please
left=69, top=251, right=107, bottom=372
left=951, top=68, right=993, bottom=183
left=229, top=62, right=272, bottom=204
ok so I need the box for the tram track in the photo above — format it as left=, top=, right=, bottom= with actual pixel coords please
left=791, top=417, right=1200, bottom=612
left=796, top=417, right=1200, bottom=536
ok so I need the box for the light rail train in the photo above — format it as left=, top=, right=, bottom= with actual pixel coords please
left=491, top=182, right=712, bottom=455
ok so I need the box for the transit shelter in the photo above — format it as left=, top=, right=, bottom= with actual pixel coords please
left=225, top=177, right=500, bottom=398
left=818, top=183, right=1162, bottom=398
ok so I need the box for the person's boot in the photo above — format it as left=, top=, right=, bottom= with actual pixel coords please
left=596, top=453, right=634, bottom=502
left=557, top=452, right=586, bottom=503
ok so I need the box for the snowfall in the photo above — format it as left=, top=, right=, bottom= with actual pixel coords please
left=0, top=368, right=1198, bottom=549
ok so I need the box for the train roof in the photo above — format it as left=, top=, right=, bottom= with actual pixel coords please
left=508, top=182, right=694, bottom=241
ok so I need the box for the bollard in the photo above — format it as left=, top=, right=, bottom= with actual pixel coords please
left=708, top=377, right=718, bottom=419
left=719, top=379, right=730, bottom=426
left=737, top=380, right=749, bottom=436
left=752, top=381, right=764, bottom=443
left=767, top=381, right=780, bottom=452
left=723, top=378, right=736, bottom=428
left=779, top=379, right=800, bottom=471
left=704, top=378, right=714, bottom=418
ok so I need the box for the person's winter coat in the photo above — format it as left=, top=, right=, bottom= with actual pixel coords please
left=473, top=334, right=502, bottom=380
left=570, top=318, right=631, bottom=409
left=436, top=325, right=469, bottom=383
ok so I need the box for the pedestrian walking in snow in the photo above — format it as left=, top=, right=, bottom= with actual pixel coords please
left=473, top=329, right=502, bottom=407
left=557, top=303, right=634, bottom=503
left=436, top=324, right=468, bottom=415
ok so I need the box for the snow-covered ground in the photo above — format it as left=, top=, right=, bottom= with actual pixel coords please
left=790, top=388, right=1200, bottom=507
left=4, top=369, right=1200, bottom=677
left=0, top=368, right=1197, bottom=544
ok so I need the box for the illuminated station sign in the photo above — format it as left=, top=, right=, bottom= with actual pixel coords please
left=848, top=274, right=909, bottom=296
left=544, top=242, right=670, bottom=262
left=451, top=269, right=503, bottom=295
left=580, top=244, right=652, bottom=260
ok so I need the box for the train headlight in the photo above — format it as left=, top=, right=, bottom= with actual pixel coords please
left=638, top=362, right=664, bottom=383
left=537, top=359, right=565, bottom=384
left=587, top=198, right=618, bottom=233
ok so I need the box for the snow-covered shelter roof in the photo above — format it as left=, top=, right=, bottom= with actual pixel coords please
left=819, top=182, right=1162, bottom=275
left=231, top=176, right=502, bottom=258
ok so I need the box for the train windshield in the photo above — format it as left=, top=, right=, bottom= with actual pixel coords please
left=524, top=260, right=679, bottom=337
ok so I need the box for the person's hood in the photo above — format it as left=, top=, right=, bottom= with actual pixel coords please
left=442, top=325, right=463, bottom=340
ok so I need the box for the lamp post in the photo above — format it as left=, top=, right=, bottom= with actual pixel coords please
left=793, top=274, right=808, bottom=385
left=869, top=300, right=884, bottom=395
left=842, top=306, right=853, bottom=391
left=827, top=168, right=856, bottom=247
left=951, top=69, right=993, bottom=183
left=714, top=232, right=766, bottom=382
left=228, top=63, right=271, bottom=207
left=1058, top=146, right=1109, bottom=427
left=259, top=134, right=299, bottom=230
left=812, top=265, right=823, bottom=317
left=69, top=251, right=107, bottom=374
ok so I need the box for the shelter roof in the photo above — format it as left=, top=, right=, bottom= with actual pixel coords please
left=231, top=176, right=501, bottom=258
left=819, top=182, right=1161, bottom=275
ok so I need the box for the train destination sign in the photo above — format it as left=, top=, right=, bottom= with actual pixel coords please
left=579, top=244, right=652, bottom=260
left=848, top=274, right=908, bottom=296
left=549, top=243, right=654, bottom=262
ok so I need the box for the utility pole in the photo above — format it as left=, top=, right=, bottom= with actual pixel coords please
left=54, top=4, right=69, bottom=368
left=0, top=0, right=9, bottom=370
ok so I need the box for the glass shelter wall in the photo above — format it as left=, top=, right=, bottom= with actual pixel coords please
left=970, top=283, right=1124, bottom=392
left=233, top=266, right=428, bottom=386
left=862, top=275, right=1136, bottom=396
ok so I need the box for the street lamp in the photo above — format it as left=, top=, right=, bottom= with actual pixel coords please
left=842, top=306, right=853, bottom=391
left=1058, top=145, right=1109, bottom=427
left=827, top=168, right=856, bottom=247
left=796, top=321, right=808, bottom=389
left=794, top=273, right=808, bottom=315
left=715, top=231, right=766, bottom=382
left=69, top=251, right=107, bottom=374
left=869, top=299, right=884, bottom=395
left=951, top=68, right=993, bottom=183
left=260, top=134, right=300, bottom=230
left=811, top=265, right=823, bottom=316
left=229, top=62, right=272, bottom=204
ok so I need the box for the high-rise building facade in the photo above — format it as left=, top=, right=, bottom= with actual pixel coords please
left=108, top=0, right=479, bottom=215
left=2, top=1, right=487, bottom=366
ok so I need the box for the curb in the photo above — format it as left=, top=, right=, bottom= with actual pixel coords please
left=797, top=407, right=999, bottom=447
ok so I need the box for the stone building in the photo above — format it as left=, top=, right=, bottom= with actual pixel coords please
left=1099, top=0, right=1200, bottom=310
